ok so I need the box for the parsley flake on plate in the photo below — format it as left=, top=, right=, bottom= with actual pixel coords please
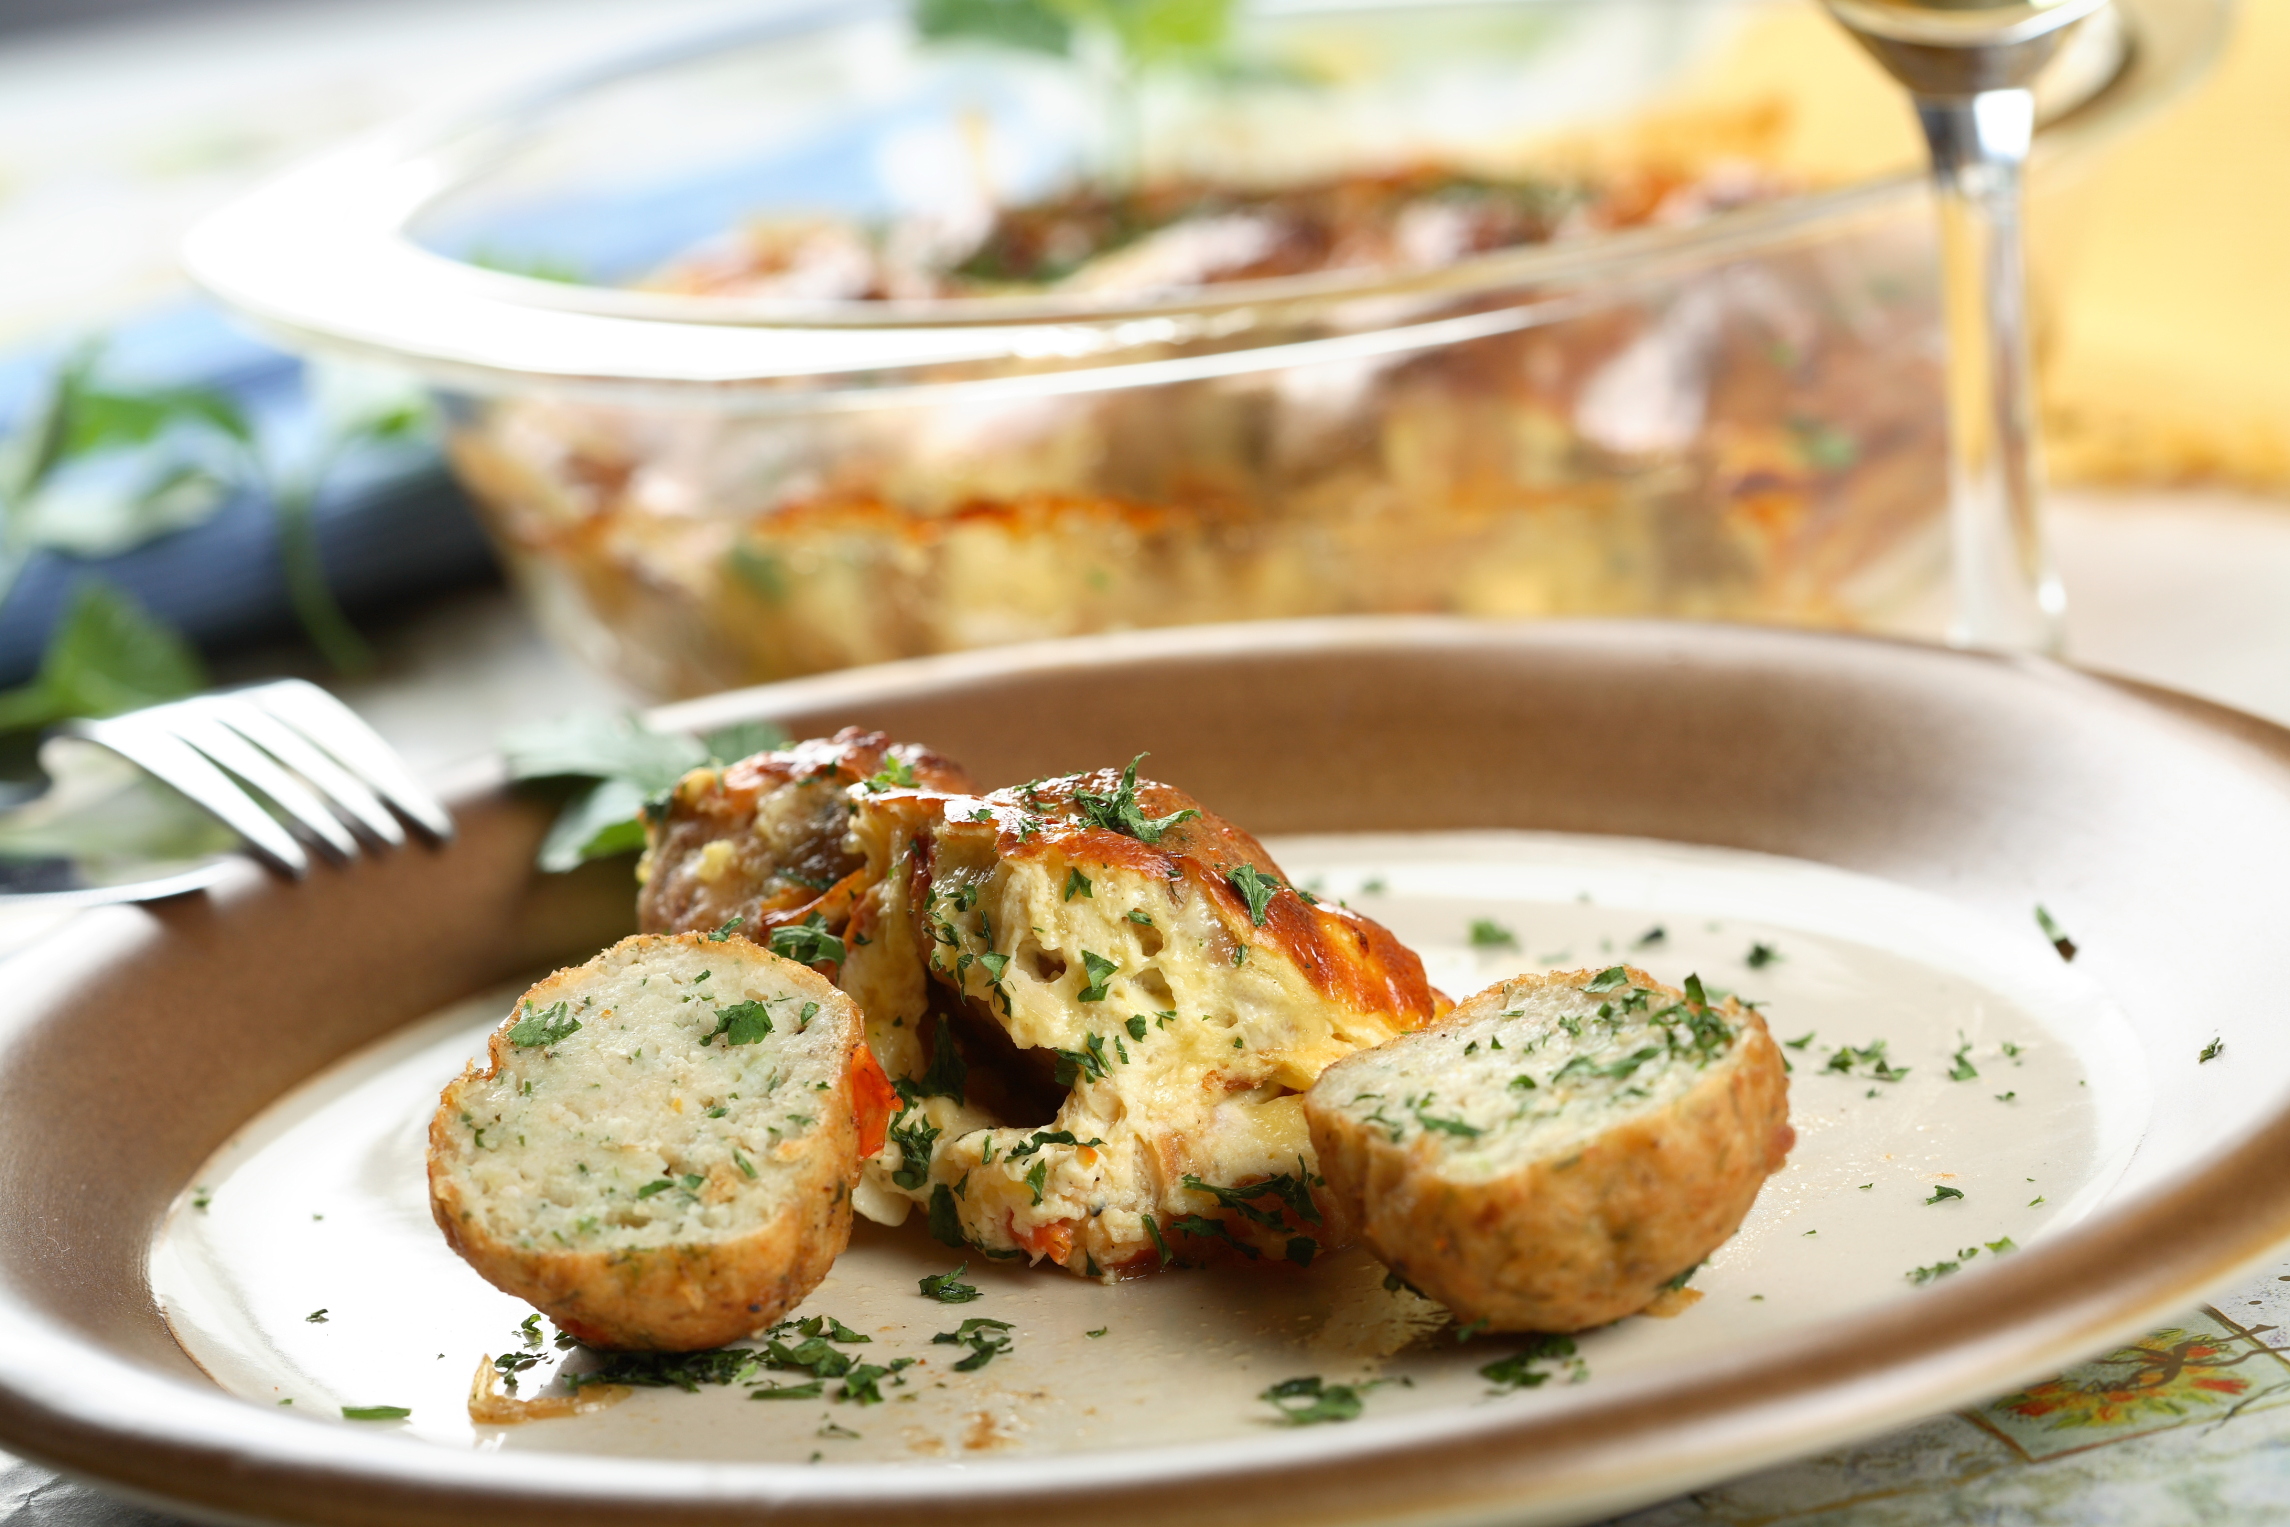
left=919, top=1263, right=982, bottom=1303
left=1468, top=918, right=1518, bottom=950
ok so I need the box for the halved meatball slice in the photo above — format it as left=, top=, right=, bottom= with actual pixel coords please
left=1306, top=965, right=1793, bottom=1331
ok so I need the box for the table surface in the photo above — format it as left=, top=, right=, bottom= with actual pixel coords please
left=5, top=488, right=2290, bottom=1526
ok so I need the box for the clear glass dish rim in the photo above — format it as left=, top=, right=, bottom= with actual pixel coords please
left=179, top=0, right=2224, bottom=402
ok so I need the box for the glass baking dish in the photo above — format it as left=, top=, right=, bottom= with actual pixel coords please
left=184, top=0, right=2224, bottom=698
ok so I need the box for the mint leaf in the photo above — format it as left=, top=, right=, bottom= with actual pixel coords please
left=0, top=579, right=205, bottom=735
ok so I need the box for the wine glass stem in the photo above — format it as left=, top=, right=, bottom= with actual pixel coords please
left=1915, top=89, right=2065, bottom=656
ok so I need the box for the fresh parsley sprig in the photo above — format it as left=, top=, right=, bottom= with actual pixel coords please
left=500, top=712, right=787, bottom=872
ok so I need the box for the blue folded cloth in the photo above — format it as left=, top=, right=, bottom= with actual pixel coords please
left=0, top=300, right=500, bottom=685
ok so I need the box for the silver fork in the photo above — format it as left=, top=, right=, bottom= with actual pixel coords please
left=10, top=679, right=455, bottom=899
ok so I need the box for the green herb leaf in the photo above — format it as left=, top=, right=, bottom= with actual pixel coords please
left=1076, top=950, right=1117, bottom=1003
left=1468, top=919, right=1518, bottom=949
left=2200, top=1036, right=2224, bottom=1063
left=340, top=1405, right=410, bottom=1421
left=1227, top=864, right=1277, bottom=926
left=507, top=1000, right=581, bottom=1049
left=919, top=1263, right=982, bottom=1303
left=1585, top=966, right=1630, bottom=993
left=1924, top=1184, right=1965, bottom=1205
left=1259, top=1374, right=1382, bottom=1425
left=702, top=1000, right=774, bottom=1047
left=1071, top=755, right=1200, bottom=844
left=0, top=580, right=206, bottom=735
left=770, top=913, right=846, bottom=966
left=2033, top=904, right=2076, bottom=961
left=927, top=1182, right=966, bottom=1247
left=1063, top=867, right=1093, bottom=902
left=1479, top=1333, right=1581, bottom=1392
left=915, top=0, right=1074, bottom=55
left=863, top=756, right=919, bottom=792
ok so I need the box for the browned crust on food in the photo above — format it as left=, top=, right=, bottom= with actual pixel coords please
left=426, top=933, right=866, bottom=1351
left=638, top=727, right=978, bottom=940
left=1306, top=968, right=1793, bottom=1332
left=951, top=768, right=1441, bottom=1030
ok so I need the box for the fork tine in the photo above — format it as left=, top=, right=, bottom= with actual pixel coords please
left=64, top=714, right=310, bottom=877
left=158, top=703, right=360, bottom=862
left=210, top=697, right=406, bottom=848
left=245, top=680, right=454, bottom=842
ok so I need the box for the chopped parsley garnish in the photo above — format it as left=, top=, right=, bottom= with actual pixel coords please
left=635, top=1179, right=675, bottom=1199
left=919, top=1264, right=982, bottom=1303
left=1008, top=1129, right=1105, bottom=1161
left=1947, top=1042, right=1978, bottom=1081
left=1907, top=1260, right=1961, bottom=1286
left=507, top=1000, right=580, bottom=1049
left=1825, top=1040, right=1909, bottom=1083
left=1181, top=1169, right=1322, bottom=1227
left=706, top=915, right=746, bottom=941
left=1063, top=867, right=1093, bottom=901
left=862, top=756, right=918, bottom=792
left=1414, top=1108, right=1483, bottom=1138
left=1052, top=1031, right=1112, bottom=1085
left=1661, top=1262, right=1702, bottom=1292
left=836, top=1359, right=917, bottom=1404
left=769, top=913, right=845, bottom=966
left=933, top=1317, right=1016, bottom=1371
left=1260, top=1375, right=1391, bottom=1425
left=565, top=1345, right=776, bottom=1392
left=1783, top=1031, right=1815, bottom=1050
left=1585, top=966, right=1631, bottom=993
left=913, top=1014, right=967, bottom=1101
left=763, top=1337, right=853, bottom=1380
left=887, top=1110, right=942, bottom=1190
left=2200, top=1036, right=2224, bottom=1063
left=1125, top=909, right=1154, bottom=926
left=749, top=1380, right=824, bottom=1400
left=1076, top=950, right=1117, bottom=1002
left=788, top=1314, right=870, bottom=1344
left=1228, top=864, right=1278, bottom=926
left=1924, top=1184, right=1965, bottom=1205
left=2034, top=904, right=2076, bottom=961
left=1552, top=1046, right=1662, bottom=1085
left=1479, top=1333, right=1580, bottom=1392
left=1468, top=919, right=1518, bottom=950
left=1987, top=1236, right=2018, bottom=1254
left=702, top=1000, right=774, bottom=1047
left=1746, top=941, right=1779, bottom=968
left=1125, top=1013, right=1149, bottom=1041
left=1142, top=1212, right=1174, bottom=1267
left=927, top=1183, right=965, bottom=1247
left=340, top=1405, right=410, bottom=1421
left=1633, top=925, right=1667, bottom=948
left=1086, top=1327, right=1108, bottom=1338
left=1071, top=755, right=1201, bottom=844
left=304, top=1309, right=328, bottom=1323
left=1025, top=1159, right=1049, bottom=1205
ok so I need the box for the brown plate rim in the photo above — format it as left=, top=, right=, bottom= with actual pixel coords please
left=3, top=617, right=2290, bottom=1527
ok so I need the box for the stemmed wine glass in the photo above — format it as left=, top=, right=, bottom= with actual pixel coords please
left=1823, top=0, right=2110, bottom=655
